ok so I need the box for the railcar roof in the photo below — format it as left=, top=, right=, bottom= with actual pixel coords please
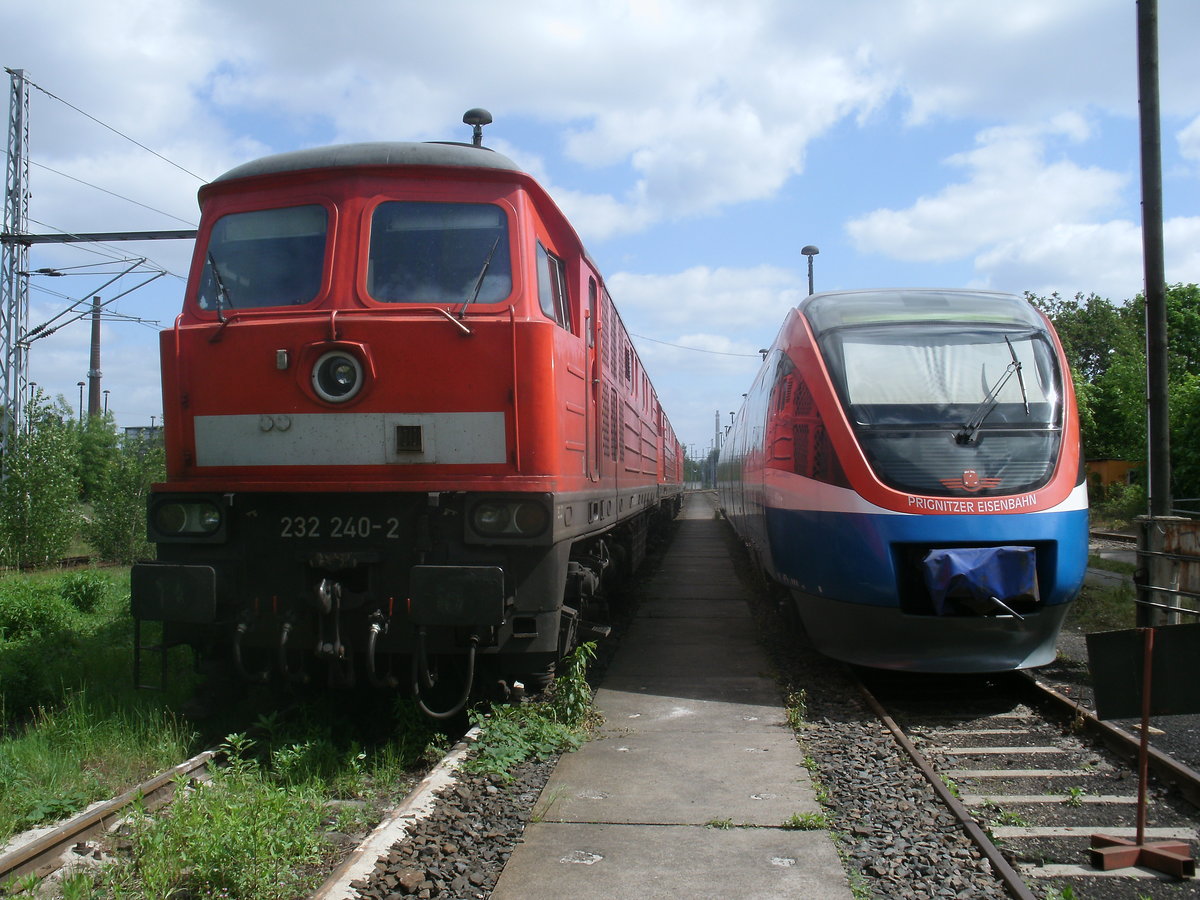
left=211, top=141, right=524, bottom=183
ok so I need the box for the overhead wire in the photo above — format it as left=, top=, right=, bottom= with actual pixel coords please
left=13, top=68, right=208, bottom=184
left=31, top=160, right=198, bottom=227
left=629, top=331, right=761, bottom=358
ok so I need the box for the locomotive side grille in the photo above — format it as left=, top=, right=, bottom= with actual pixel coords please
left=395, top=425, right=423, bottom=453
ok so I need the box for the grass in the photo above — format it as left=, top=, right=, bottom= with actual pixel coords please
left=0, top=691, right=193, bottom=839
left=0, top=570, right=598, bottom=900
left=781, top=811, right=830, bottom=830
left=0, top=567, right=206, bottom=846
left=1066, top=580, right=1137, bottom=632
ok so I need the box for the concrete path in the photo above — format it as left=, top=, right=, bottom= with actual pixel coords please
left=490, top=492, right=853, bottom=899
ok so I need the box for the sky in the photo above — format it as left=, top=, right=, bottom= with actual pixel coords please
left=4, top=0, right=1200, bottom=457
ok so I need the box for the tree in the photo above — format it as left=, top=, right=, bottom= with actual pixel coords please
left=0, top=397, right=80, bottom=567
left=85, top=433, right=164, bottom=564
left=1031, top=284, right=1200, bottom=501
left=76, top=411, right=121, bottom=501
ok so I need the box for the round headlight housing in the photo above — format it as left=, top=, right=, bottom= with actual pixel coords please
left=470, top=499, right=549, bottom=537
left=472, top=503, right=512, bottom=535
left=512, top=501, right=549, bottom=535
left=154, top=500, right=221, bottom=536
left=312, top=351, right=363, bottom=402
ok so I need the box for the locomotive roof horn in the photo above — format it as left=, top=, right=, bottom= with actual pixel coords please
left=463, top=108, right=493, bottom=147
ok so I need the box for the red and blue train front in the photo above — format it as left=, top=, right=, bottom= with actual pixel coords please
left=762, top=483, right=1088, bottom=671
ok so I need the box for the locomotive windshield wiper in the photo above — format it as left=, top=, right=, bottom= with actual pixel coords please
left=955, top=336, right=1028, bottom=445
left=207, top=251, right=231, bottom=324
left=459, top=234, right=502, bottom=320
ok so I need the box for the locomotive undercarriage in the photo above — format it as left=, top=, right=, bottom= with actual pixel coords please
left=132, top=489, right=650, bottom=716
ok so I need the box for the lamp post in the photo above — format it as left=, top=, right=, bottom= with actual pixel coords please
left=103, top=390, right=110, bottom=414
left=77, top=382, right=85, bottom=422
left=801, top=245, right=820, bottom=295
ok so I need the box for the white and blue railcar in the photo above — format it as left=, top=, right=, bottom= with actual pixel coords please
left=719, top=289, right=1088, bottom=672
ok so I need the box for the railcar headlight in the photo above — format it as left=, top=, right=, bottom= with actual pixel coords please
left=470, top=499, right=549, bottom=537
left=312, top=351, right=363, bottom=402
left=154, top=500, right=222, bottom=536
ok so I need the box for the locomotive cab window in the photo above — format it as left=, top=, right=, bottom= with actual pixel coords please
left=198, top=205, right=328, bottom=311
left=367, top=202, right=512, bottom=304
left=536, top=243, right=572, bottom=331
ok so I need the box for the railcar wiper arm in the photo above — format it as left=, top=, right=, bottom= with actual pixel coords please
left=1006, top=334, right=1030, bottom=417
left=459, top=234, right=501, bottom=320
left=955, top=337, right=1026, bottom=445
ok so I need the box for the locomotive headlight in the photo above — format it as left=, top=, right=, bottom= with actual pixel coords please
left=312, top=351, right=363, bottom=402
left=153, top=500, right=222, bottom=536
left=469, top=499, right=550, bottom=538
left=512, top=502, right=548, bottom=535
left=472, top=502, right=512, bottom=534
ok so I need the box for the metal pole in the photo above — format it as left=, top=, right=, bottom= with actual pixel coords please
left=1138, top=0, right=1169, bottom=518
left=2, top=67, right=31, bottom=448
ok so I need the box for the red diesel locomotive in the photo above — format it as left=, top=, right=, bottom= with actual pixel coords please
left=132, top=111, right=683, bottom=715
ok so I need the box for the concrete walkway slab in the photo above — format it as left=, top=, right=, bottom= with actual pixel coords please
left=489, top=823, right=852, bottom=900
left=532, top=730, right=817, bottom=825
left=486, top=492, right=853, bottom=899
left=598, top=675, right=786, bottom=713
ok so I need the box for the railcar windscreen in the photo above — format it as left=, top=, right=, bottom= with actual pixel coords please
left=198, top=205, right=328, bottom=310
left=368, top=202, right=512, bottom=304
left=818, top=324, right=1064, bottom=497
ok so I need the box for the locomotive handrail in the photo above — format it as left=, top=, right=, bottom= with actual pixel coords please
left=202, top=303, right=490, bottom=343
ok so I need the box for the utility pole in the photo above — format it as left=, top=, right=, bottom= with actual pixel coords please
left=2, top=67, right=30, bottom=447
left=1135, top=0, right=1176, bottom=627
left=1138, top=0, right=1169, bottom=519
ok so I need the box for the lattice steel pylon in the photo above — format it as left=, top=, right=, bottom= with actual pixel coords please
left=2, top=67, right=31, bottom=449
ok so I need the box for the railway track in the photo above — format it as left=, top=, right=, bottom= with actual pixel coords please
left=0, top=749, right=215, bottom=890
left=854, top=668, right=1198, bottom=897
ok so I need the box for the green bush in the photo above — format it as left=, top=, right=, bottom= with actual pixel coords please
left=85, top=436, right=163, bottom=564
left=0, top=579, right=74, bottom=640
left=60, top=570, right=112, bottom=613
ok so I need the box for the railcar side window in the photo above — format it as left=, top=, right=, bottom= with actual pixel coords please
left=198, top=205, right=327, bottom=310
left=368, top=202, right=512, bottom=304
left=536, top=243, right=572, bottom=330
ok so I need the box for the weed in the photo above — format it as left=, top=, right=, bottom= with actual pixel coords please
left=785, top=689, right=808, bottom=728
left=939, top=774, right=961, bottom=799
left=60, top=871, right=102, bottom=900
left=59, top=570, right=113, bottom=613
left=1062, top=786, right=1087, bottom=807
left=549, top=641, right=597, bottom=727
left=464, top=642, right=597, bottom=780
left=989, top=808, right=1031, bottom=827
left=782, top=811, right=829, bottom=830
left=103, top=733, right=327, bottom=900
left=706, top=818, right=735, bottom=829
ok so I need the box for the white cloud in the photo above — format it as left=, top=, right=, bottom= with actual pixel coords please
left=1180, top=115, right=1200, bottom=166
left=846, top=118, right=1129, bottom=267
